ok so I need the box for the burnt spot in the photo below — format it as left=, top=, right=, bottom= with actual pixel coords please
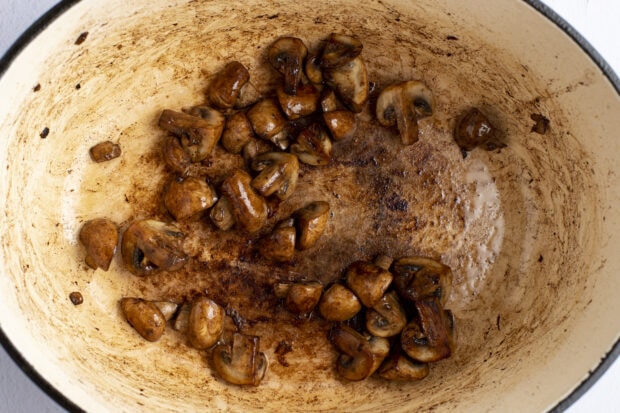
left=74, top=31, right=89, bottom=45
left=385, top=192, right=409, bottom=212
left=40, top=127, right=50, bottom=139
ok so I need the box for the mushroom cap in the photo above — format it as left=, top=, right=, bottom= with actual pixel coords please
left=221, top=111, right=254, bottom=154
left=246, top=98, right=287, bottom=140
left=285, top=281, right=323, bottom=315
left=318, top=283, right=361, bottom=321
left=250, top=152, right=299, bottom=200
left=159, top=108, right=224, bottom=162
left=391, top=256, right=453, bottom=305
left=378, top=346, right=430, bottom=381
left=79, top=218, right=118, bottom=271
left=220, top=169, right=268, bottom=234
left=324, top=56, right=369, bottom=113
left=290, top=123, right=332, bottom=166
left=120, top=297, right=166, bottom=342
left=208, top=61, right=250, bottom=109
left=330, top=325, right=374, bottom=381
left=345, top=261, right=393, bottom=307
left=257, top=224, right=296, bottom=262
left=163, top=177, right=218, bottom=221
left=320, top=33, right=363, bottom=69
left=187, top=296, right=225, bottom=350
left=400, top=300, right=452, bottom=363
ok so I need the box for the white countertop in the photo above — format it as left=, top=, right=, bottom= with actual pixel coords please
left=0, top=1, right=619, bottom=412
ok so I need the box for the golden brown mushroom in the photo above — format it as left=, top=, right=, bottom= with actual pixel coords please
left=209, top=196, right=236, bottom=231
left=329, top=325, right=389, bottom=381
left=276, top=83, right=320, bottom=120
left=212, top=332, right=268, bottom=386
left=323, top=110, right=357, bottom=141
left=89, top=141, right=121, bottom=163
left=246, top=99, right=289, bottom=150
left=391, top=256, right=452, bottom=305
left=304, top=53, right=323, bottom=85
left=290, top=123, right=332, bottom=166
left=400, top=300, right=452, bottom=363
left=366, top=291, right=407, bottom=338
left=163, top=177, right=218, bottom=221
left=284, top=281, right=323, bottom=315
left=221, top=112, right=254, bottom=154
left=152, top=301, right=179, bottom=321
left=323, top=56, right=368, bottom=113
left=345, top=261, right=393, bottom=308
left=257, top=220, right=296, bottom=262
left=268, top=37, right=308, bottom=95
left=207, top=61, right=250, bottom=110
left=79, top=218, right=118, bottom=271
left=294, top=201, right=330, bottom=250
left=162, top=135, right=192, bottom=176
left=220, top=169, right=268, bottom=233
left=320, top=33, right=363, bottom=69
left=378, top=345, right=430, bottom=381
left=250, top=152, right=299, bottom=200
left=187, top=296, right=224, bottom=350
left=454, top=108, right=506, bottom=156
left=120, top=297, right=166, bottom=342
left=318, top=283, right=361, bottom=321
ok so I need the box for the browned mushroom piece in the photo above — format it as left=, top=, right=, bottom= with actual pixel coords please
left=320, top=33, right=363, bottom=69
left=172, top=303, right=191, bottom=332
left=220, top=169, right=268, bottom=233
left=162, top=135, right=192, bottom=176
left=268, top=37, right=308, bottom=95
left=207, top=61, right=250, bottom=110
left=374, top=255, right=394, bottom=271
left=345, top=261, right=393, bottom=308
left=159, top=108, right=225, bottom=162
left=366, top=291, right=407, bottom=337
left=120, top=297, right=166, bottom=342
left=187, top=296, right=224, bottom=350
left=79, top=218, right=118, bottom=271
left=235, top=82, right=262, bottom=109
left=212, top=332, right=268, bottom=386
left=242, top=138, right=275, bottom=166
left=221, top=112, right=254, bottom=154
left=294, top=201, right=330, bottom=250
left=320, top=88, right=340, bottom=113
left=323, top=110, right=357, bottom=141
left=209, top=195, right=236, bottom=231
left=246, top=99, right=289, bottom=149
left=120, top=219, right=188, bottom=276
left=89, top=141, right=121, bottom=162
left=318, top=283, right=361, bottom=321
left=290, top=123, right=332, bottom=166
left=163, top=177, right=218, bottom=221
left=400, top=300, right=452, bottom=363
left=378, top=345, right=430, bottom=381
left=304, top=53, right=323, bottom=85
left=250, top=152, right=299, bottom=200
left=329, top=325, right=389, bottom=381
left=276, top=83, right=320, bottom=120
left=284, top=281, right=323, bottom=315
left=454, top=108, right=506, bottom=156
left=324, top=56, right=368, bottom=113
left=257, top=219, right=296, bottom=262
left=152, top=301, right=179, bottom=321
left=391, top=256, right=452, bottom=305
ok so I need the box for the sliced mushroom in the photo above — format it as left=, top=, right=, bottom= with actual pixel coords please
left=276, top=83, right=320, bottom=120
left=323, top=110, right=356, bottom=141
left=187, top=296, right=224, bottom=350
left=391, top=256, right=452, bottom=305
left=330, top=326, right=389, bottom=381
left=120, top=297, right=166, bottom=342
left=290, top=123, right=332, bottom=166
left=162, top=135, right=192, bottom=176
left=212, top=332, right=268, bottom=386
left=304, top=53, right=323, bottom=85
left=221, top=112, right=254, bottom=154
left=374, top=255, right=393, bottom=271
left=246, top=99, right=287, bottom=146
left=320, top=88, right=340, bottom=113
left=324, top=56, right=368, bottom=113
left=250, top=152, right=299, bottom=200
left=153, top=301, right=179, bottom=321
left=443, top=309, right=457, bottom=354
left=366, top=334, right=391, bottom=376
left=366, top=291, right=407, bottom=337
left=318, top=283, right=361, bottom=321
left=294, top=201, right=330, bottom=250
left=376, top=80, right=434, bottom=145
left=268, top=37, right=308, bottom=95
left=320, top=33, right=363, bottom=69
left=220, top=169, right=268, bottom=233
left=257, top=220, right=296, bottom=262
left=89, top=141, right=121, bottom=163
left=378, top=345, right=430, bottom=381
left=345, top=261, right=393, bottom=308
left=235, top=81, right=262, bottom=109
left=242, top=138, right=274, bottom=165
left=121, top=219, right=188, bottom=276
left=207, top=61, right=250, bottom=110
left=159, top=108, right=225, bottom=162
left=400, top=300, right=452, bottom=363
left=454, top=108, right=506, bottom=156
left=173, top=303, right=191, bottom=332
left=79, top=218, right=118, bottom=271
left=209, top=195, right=236, bottom=231
left=285, top=281, right=323, bottom=315
left=163, top=177, right=218, bottom=221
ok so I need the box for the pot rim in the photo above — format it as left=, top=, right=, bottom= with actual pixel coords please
left=0, top=1, right=618, bottom=412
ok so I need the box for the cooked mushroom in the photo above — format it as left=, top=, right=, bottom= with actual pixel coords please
left=323, top=110, right=356, bottom=141
left=330, top=325, right=389, bottom=381
left=78, top=218, right=118, bottom=271
left=89, top=141, right=121, bottom=162
left=268, top=37, right=308, bottom=95
left=120, top=219, right=188, bottom=276
left=257, top=220, right=296, bottom=262
left=209, top=195, right=236, bottom=231
left=235, top=81, right=262, bottom=109
left=374, top=255, right=393, bottom=271
left=162, top=135, right=192, bottom=176
left=320, top=88, right=340, bottom=113
left=318, top=283, right=361, bottom=321
left=221, top=112, right=254, bottom=154
left=391, top=256, right=452, bottom=305
left=159, top=108, right=225, bottom=162
left=375, top=80, right=434, bottom=145
left=250, top=152, right=299, bottom=200
left=163, top=177, right=218, bottom=221
left=120, top=297, right=166, bottom=342
left=400, top=300, right=452, bottom=363
left=274, top=283, right=292, bottom=299
left=242, top=138, right=274, bottom=165
left=454, top=108, right=506, bottom=156
left=173, top=303, right=190, bottom=332
left=153, top=301, right=179, bottom=321
left=285, top=281, right=323, bottom=315
left=304, top=53, right=323, bottom=85
left=345, top=261, right=393, bottom=308
left=320, top=33, right=363, bottom=69
left=294, top=201, right=330, bottom=250
left=187, top=296, right=224, bottom=350
left=290, top=123, right=332, bottom=166
left=276, top=84, right=320, bottom=120
left=246, top=99, right=288, bottom=148
left=366, top=291, right=407, bottom=337
left=212, top=332, right=268, bottom=386
left=207, top=61, right=250, bottom=109
left=378, top=345, right=430, bottom=381
left=323, top=56, right=368, bottom=113
left=220, top=169, right=268, bottom=233
left=366, top=334, right=391, bottom=376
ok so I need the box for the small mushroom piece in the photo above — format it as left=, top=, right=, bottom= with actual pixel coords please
left=89, top=141, right=121, bottom=162
left=153, top=301, right=179, bottom=321
left=120, top=297, right=166, bottom=342
left=187, top=297, right=225, bottom=350
left=268, top=36, right=308, bottom=95
left=173, top=303, right=191, bottom=332
left=345, top=261, right=393, bottom=308
left=235, top=82, right=262, bottom=109
left=374, top=255, right=394, bottom=271
left=320, top=33, right=363, bottom=69
left=121, top=219, right=188, bottom=276
left=162, top=135, right=192, bottom=176
left=79, top=218, right=118, bottom=271
left=378, top=346, right=430, bottom=381
left=159, top=108, right=225, bottom=162
left=242, top=138, right=274, bottom=165
left=400, top=300, right=452, bottom=363
left=318, top=283, right=361, bottom=321
left=212, top=332, right=268, bottom=386
left=274, top=283, right=292, bottom=299
left=304, top=53, right=323, bottom=85
left=246, top=99, right=287, bottom=146
left=290, top=123, right=332, bottom=166
left=391, top=256, right=452, bottom=305
left=276, top=84, right=320, bottom=120
left=376, top=80, right=434, bottom=145
left=220, top=169, right=268, bottom=233
left=324, top=56, right=368, bottom=113
left=320, top=88, right=340, bottom=113
left=209, top=195, right=236, bottom=231
left=221, top=112, right=254, bottom=154
left=294, top=201, right=330, bottom=250
left=330, top=326, right=388, bottom=381
left=366, top=291, right=407, bottom=337
left=207, top=61, right=250, bottom=110
left=454, top=108, right=506, bottom=155
left=257, top=221, right=296, bottom=262
left=163, top=177, right=218, bottom=221
left=323, top=110, right=356, bottom=141
left=285, top=281, right=323, bottom=315
left=251, top=152, right=299, bottom=200
left=366, top=335, right=391, bottom=376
